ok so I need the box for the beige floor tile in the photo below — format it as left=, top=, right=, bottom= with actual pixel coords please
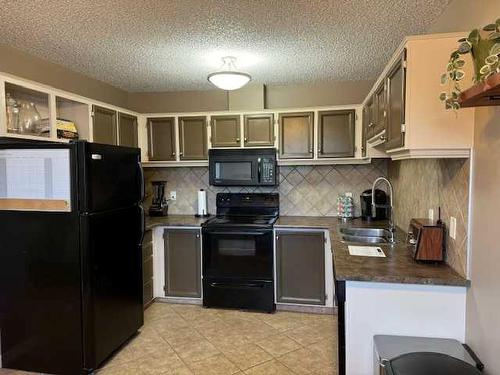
left=204, top=330, right=251, bottom=350
left=306, top=338, right=338, bottom=363
left=1, top=303, right=338, bottom=375
left=255, top=334, right=301, bottom=357
left=173, top=338, right=221, bottom=364
left=158, top=326, right=204, bottom=349
left=220, top=343, right=273, bottom=371
left=285, top=324, right=329, bottom=346
left=278, top=347, right=337, bottom=375
left=144, top=303, right=178, bottom=322
left=258, top=312, right=307, bottom=332
left=243, top=359, right=295, bottom=375
left=104, top=328, right=173, bottom=366
left=149, top=314, right=191, bottom=332
left=99, top=350, right=192, bottom=375
left=187, top=353, right=240, bottom=375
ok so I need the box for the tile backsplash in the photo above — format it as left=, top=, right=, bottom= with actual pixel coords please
left=144, top=160, right=388, bottom=217
left=388, top=158, right=470, bottom=277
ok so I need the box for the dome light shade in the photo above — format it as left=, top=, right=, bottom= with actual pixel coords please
left=207, top=57, right=251, bottom=90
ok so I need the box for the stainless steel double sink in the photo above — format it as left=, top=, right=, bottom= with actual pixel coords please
left=338, top=227, right=394, bottom=244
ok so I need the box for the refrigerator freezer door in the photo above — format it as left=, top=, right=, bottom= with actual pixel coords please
left=80, top=205, right=144, bottom=370
left=78, top=143, right=142, bottom=213
left=0, top=211, right=83, bottom=375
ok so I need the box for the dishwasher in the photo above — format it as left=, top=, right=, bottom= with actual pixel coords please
left=374, top=335, right=484, bottom=375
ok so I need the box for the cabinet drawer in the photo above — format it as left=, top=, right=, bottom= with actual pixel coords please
left=143, top=230, right=152, bottom=244
left=143, top=256, right=153, bottom=281
left=143, top=243, right=153, bottom=261
left=143, top=279, right=154, bottom=306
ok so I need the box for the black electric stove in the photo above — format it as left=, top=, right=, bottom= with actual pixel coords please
left=202, top=193, right=279, bottom=312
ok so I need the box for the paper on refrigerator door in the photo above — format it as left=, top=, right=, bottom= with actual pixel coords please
left=0, top=149, right=71, bottom=211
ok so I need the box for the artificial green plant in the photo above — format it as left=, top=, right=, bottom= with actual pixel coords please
left=440, top=18, right=500, bottom=109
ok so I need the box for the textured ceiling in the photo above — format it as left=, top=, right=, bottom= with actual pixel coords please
left=0, top=0, right=450, bottom=92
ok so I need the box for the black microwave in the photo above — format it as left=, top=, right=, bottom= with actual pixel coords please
left=209, top=148, right=277, bottom=186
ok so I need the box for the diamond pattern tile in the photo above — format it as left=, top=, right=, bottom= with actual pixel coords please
left=388, top=158, right=470, bottom=276
left=144, top=162, right=388, bottom=217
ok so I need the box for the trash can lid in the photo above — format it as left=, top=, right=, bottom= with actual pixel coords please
left=387, top=352, right=482, bottom=375
left=374, top=335, right=478, bottom=368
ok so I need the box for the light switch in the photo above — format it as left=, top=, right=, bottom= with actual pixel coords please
left=170, top=191, right=176, bottom=201
left=450, top=216, right=457, bottom=240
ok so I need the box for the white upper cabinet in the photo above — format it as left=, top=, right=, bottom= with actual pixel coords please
left=363, top=33, right=475, bottom=160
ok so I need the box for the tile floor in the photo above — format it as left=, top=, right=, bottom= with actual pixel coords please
left=0, top=302, right=338, bottom=375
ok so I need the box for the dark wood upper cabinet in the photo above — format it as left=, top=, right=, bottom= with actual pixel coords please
left=374, top=82, right=387, bottom=137
left=163, top=228, right=201, bottom=298
left=278, top=112, right=314, bottom=159
left=366, top=97, right=376, bottom=140
left=118, top=113, right=138, bottom=147
left=211, top=115, right=241, bottom=147
left=92, top=105, right=117, bottom=145
left=318, top=110, right=355, bottom=158
left=361, top=105, right=369, bottom=157
left=147, top=117, right=176, bottom=161
left=243, top=114, right=274, bottom=147
left=179, top=116, right=207, bottom=160
left=276, top=231, right=325, bottom=305
left=385, top=50, right=406, bottom=150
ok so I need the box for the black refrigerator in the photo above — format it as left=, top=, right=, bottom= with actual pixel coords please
left=0, top=140, right=145, bottom=374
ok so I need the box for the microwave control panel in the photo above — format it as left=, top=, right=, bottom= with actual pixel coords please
left=260, top=158, right=275, bottom=184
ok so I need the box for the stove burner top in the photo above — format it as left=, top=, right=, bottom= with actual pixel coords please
left=204, top=215, right=277, bottom=227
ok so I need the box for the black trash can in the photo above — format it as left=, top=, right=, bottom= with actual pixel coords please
left=386, top=352, right=482, bottom=375
left=374, top=335, right=484, bottom=375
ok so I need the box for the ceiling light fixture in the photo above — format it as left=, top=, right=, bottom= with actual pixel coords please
left=207, top=56, right=251, bottom=90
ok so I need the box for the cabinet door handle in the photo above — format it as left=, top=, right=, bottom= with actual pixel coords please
left=244, top=137, right=248, bottom=142
left=309, top=149, right=313, bottom=153
left=368, top=123, right=374, bottom=128
left=380, top=135, right=387, bottom=141
left=179, top=152, right=183, bottom=156
left=172, top=152, right=176, bottom=156
left=236, top=138, right=240, bottom=142
left=196, top=233, right=200, bottom=238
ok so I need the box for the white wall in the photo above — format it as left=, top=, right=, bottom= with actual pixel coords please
left=428, top=2, right=500, bottom=372
left=467, top=107, right=500, bottom=374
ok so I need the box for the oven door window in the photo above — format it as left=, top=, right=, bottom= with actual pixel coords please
left=215, top=162, right=253, bottom=183
left=203, top=230, right=273, bottom=279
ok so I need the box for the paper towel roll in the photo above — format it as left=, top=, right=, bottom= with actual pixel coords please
left=197, top=189, right=208, bottom=216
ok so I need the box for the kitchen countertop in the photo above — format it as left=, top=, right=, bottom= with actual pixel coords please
left=145, top=215, right=208, bottom=230
left=275, top=216, right=468, bottom=287
left=145, top=214, right=468, bottom=287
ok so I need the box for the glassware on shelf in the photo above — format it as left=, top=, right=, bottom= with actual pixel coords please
left=5, top=93, right=20, bottom=133
left=18, top=101, right=42, bottom=135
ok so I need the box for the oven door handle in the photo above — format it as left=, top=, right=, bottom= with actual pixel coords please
left=204, top=230, right=270, bottom=236
left=209, top=282, right=265, bottom=290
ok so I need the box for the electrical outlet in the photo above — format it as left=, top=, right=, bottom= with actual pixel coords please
left=169, top=191, right=176, bottom=201
left=428, top=209, right=434, bottom=221
left=450, top=216, right=457, bottom=240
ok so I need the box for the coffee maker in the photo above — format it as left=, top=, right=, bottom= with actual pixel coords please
left=360, top=189, right=387, bottom=221
left=149, top=180, right=168, bottom=216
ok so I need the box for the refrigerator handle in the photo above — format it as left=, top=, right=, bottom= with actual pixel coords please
left=138, top=161, right=145, bottom=202
left=140, top=205, right=145, bottom=245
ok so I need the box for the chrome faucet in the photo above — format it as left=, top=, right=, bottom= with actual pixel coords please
left=371, top=177, right=396, bottom=243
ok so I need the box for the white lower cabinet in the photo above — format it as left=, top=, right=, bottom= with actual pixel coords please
left=343, top=281, right=467, bottom=375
